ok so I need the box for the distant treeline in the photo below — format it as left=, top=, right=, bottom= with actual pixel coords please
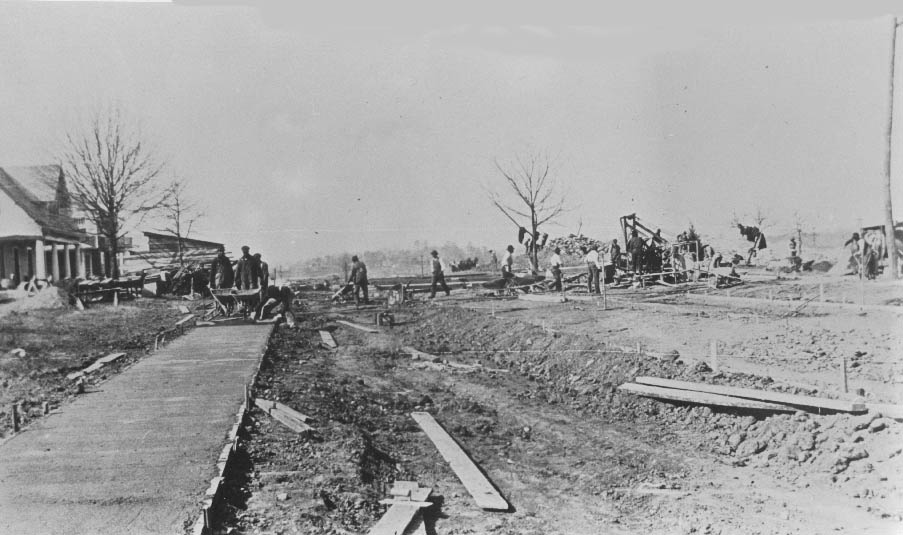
left=288, top=241, right=494, bottom=279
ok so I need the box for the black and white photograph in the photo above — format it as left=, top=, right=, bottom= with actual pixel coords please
left=1, top=1, right=902, bottom=534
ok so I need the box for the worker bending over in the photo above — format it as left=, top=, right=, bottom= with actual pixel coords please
left=255, top=284, right=296, bottom=326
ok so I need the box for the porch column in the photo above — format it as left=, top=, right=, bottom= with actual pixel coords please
left=51, top=244, right=60, bottom=281
left=34, top=239, right=47, bottom=280
left=63, top=244, right=72, bottom=279
left=99, top=250, right=107, bottom=278
left=76, top=244, right=85, bottom=278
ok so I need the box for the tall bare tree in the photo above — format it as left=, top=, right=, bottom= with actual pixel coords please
left=157, top=180, right=203, bottom=268
left=62, top=109, right=167, bottom=277
left=488, top=153, right=567, bottom=273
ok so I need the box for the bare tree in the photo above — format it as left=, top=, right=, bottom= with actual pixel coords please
left=753, top=206, right=769, bottom=228
left=157, top=180, right=203, bottom=268
left=62, top=109, right=167, bottom=277
left=488, top=153, right=567, bottom=273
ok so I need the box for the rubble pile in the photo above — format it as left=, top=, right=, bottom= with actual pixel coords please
left=547, top=235, right=608, bottom=262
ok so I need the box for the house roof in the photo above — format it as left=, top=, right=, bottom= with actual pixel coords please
left=0, top=165, right=85, bottom=240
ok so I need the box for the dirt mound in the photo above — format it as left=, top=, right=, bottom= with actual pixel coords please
left=0, top=287, right=67, bottom=319
left=396, top=306, right=903, bottom=519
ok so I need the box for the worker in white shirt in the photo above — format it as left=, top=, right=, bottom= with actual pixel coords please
left=549, top=247, right=563, bottom=291
left=584, top=245, right=601, bottom=295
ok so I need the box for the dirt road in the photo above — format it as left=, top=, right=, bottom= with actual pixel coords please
left=219, top=280, right=903, bottom=535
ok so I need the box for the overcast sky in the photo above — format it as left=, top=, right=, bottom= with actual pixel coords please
left=2, top=1, right=903, bottom=266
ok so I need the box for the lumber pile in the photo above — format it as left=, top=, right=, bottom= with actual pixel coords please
left=411, top=412, right=509, bottom=511
left=619, top=376, right=867, bottom=414
left=254, top=398, right=315, bottom=435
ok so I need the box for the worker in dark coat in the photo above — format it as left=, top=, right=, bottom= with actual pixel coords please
left=211, top=251, right=234, bottom=289
left=349, top=255, right=369, bottom=306
left=254, top=253, right=269, bottom=290
left=235, top=246, right=254, bottom=290
left=429, top=250, right=451, bottom=298
left=626, top=230, right=646, bottom=275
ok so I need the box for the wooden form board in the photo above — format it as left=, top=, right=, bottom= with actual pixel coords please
left=319, top=330, right=338, bottom=348
left=634, top=376, right=867, bottom=413
left=410, top=412, right=509, bottom=511
left=368, top=482, right=431, bottom=535
left=619, top=383, right=794, bottom=412
left=335, top=320, right=379, bottom=334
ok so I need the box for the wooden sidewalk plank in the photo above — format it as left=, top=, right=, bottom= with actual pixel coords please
left=335, top=320, right=379, bottom=334
left=410, top=412, right=509, bottom=511
left=634, top=376, right=866, bottom=413
left=619, top=383, right=795, bottom=412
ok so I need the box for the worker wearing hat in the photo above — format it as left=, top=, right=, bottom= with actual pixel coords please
left=501, top=244, right=515, bottom=280
left=235, top=245, right=255, bottom=290
left=429, top=250, right=451, bottom=298
left=348, top=255, right=369, bottom=306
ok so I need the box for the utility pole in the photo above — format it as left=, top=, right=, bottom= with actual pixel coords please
left=884, top=16, right=900, bottom=279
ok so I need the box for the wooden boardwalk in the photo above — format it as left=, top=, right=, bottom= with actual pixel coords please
left=0, top=323, right=273, bottom=535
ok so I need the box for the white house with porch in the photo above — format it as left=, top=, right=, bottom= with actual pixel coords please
left=0, top=165, right=98, bottom=286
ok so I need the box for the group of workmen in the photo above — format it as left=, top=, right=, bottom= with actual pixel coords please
left=343, top=249, right=453, bottom=307
left=208, top=245, right=294, bottom=323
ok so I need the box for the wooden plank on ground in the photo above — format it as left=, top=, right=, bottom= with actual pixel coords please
left=619, top=383, right=794, bottom=412
left=175, top=314, right=196, bottom=327
left=319, top=330, right=338, bottom=349
left=368, top=483, right=432, bottom=535
left=336, top=320, right=379, bottom=334
left=634, top=376, right=866, bottom=413
left=867, top=403, right=903, bottom=420
left=518, top=293, right=566, bottom=303
left=66, top=352, right=127, bottom=380
left=410, top=412, right=509, bottom=511
left=272, top=400, right=313, bottom=423
left=403, top=346, right=436, bottom=361
left=97, top=352, right=127, bottom=365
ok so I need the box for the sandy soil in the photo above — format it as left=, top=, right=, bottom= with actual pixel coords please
left=217, top=273, right=903, bottom=535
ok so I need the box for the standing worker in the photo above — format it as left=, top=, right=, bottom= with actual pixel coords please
left=211, top=250, right=234, bottom=289
left=584, top=245, right=601, bottom=294
left=254, top=253, right=269, bottom=290
left=349, top=255, right=370, bottom=306
left=429, top=250, right=451, bottom=298
left=627, top=230, right=646, bottom=276
left=501, top=245, right=515, bottom=281
left=488, top=250, right=499, bottom=272
left=610, top=239, right=621, bottom=271
left=549, top=246, right=563, bottom=291
left=235, top=246, right=253, bottom=290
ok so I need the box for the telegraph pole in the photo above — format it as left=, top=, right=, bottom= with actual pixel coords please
left=884, top=16, right=900, bottom=279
